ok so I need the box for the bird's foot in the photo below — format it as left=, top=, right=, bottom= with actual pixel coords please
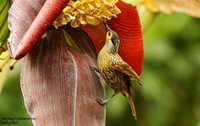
left=90, top=66, right=100, bottom=73
left=96, top=94, right=116, bottom=106
left=95, top=99, right=108, bottom=106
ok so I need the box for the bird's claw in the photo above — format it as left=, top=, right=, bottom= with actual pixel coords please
left=95, top=99, right=108, bottom=106
left=90, top=66, right=100, bottom=73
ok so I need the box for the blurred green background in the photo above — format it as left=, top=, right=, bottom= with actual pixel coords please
left=1, top=12, right=200, bottom=126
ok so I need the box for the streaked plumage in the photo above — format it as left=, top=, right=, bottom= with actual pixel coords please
left=96, top=23, right=142, bottom=120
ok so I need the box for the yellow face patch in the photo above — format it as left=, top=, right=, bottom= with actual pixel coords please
left=53, top=0, right=121, bottom=28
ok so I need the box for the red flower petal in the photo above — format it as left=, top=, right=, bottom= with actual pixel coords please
left=80, top=23, right=106, bottom=53
left=8, top=0, right=69, bottom=59
left=108, top=1, right=144, bottom=75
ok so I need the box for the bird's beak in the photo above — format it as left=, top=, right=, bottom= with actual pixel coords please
left=104, top=22, right=111, bottom=31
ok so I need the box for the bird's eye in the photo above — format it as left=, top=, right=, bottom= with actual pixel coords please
left=108, top=32, right=112, bottom=36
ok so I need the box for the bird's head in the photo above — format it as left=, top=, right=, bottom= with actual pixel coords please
left=105, top=23, right=120, bottom=53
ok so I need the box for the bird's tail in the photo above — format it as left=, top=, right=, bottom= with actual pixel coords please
left=127, top=94, right=137, bottom=120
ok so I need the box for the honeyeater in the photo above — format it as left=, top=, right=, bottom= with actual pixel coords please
left=92, top=23, right=142, bottom=120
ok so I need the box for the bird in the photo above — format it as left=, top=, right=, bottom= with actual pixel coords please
left=92, top=23, right=142, bottom=120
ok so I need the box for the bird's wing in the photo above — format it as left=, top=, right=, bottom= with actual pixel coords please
left=109, top=54, right=142, bottom=86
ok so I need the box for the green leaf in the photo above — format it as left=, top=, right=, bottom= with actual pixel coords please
left=0, top=0, right=10, bottom=53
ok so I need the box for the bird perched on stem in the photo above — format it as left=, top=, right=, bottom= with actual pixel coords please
left=93, top=23, right=142, bottom=120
